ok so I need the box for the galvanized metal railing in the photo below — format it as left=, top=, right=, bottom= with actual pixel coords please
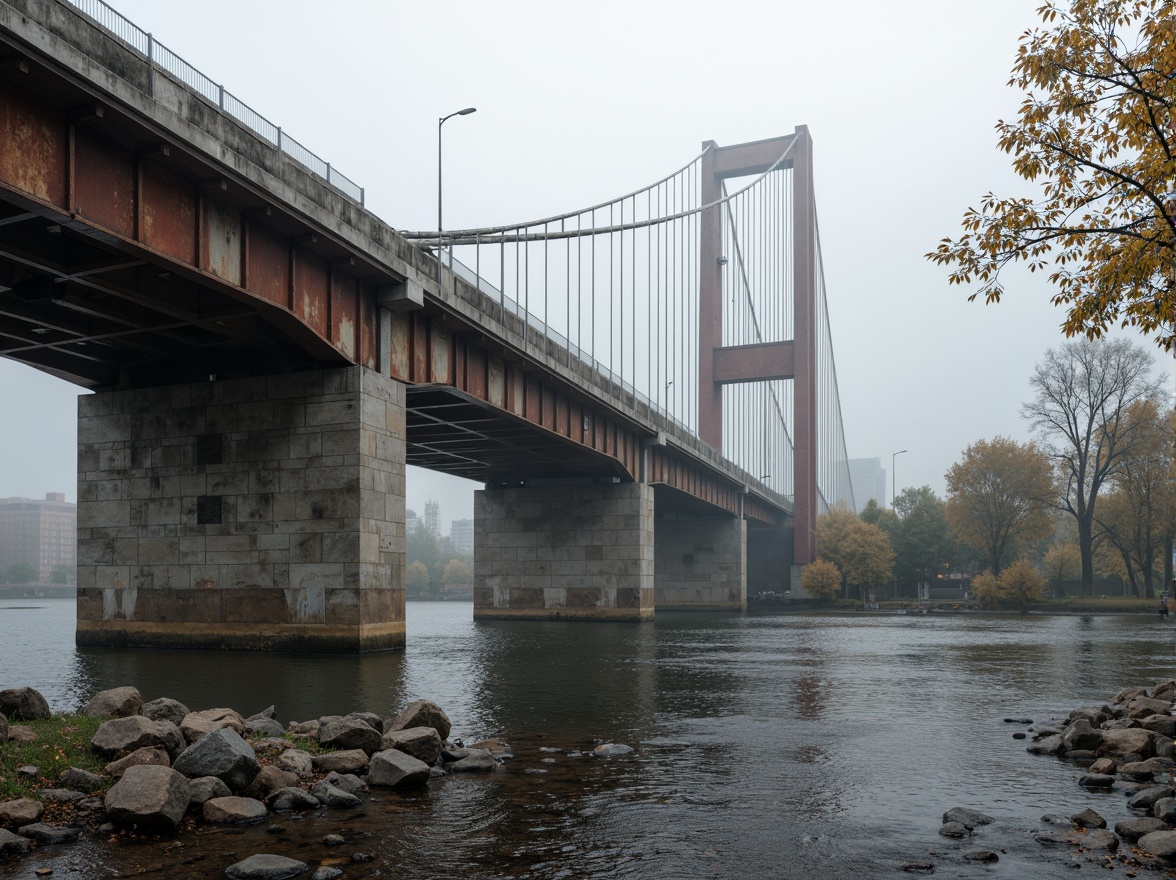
left=59, top=0, right=365, bottom=206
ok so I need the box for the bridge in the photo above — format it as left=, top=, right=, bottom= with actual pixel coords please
left=0, top=0, right=854, bottom=651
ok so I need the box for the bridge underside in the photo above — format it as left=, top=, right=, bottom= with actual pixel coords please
left=0, top=5, right=796, bottom=650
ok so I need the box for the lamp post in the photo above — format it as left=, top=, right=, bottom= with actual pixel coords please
left=891, top=449, right=907, bottom=510
left=438, top=107, right=477, bottom=290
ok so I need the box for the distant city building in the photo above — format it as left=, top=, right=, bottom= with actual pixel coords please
left=450, top=519, right=473, bottom=556
left=847, top=458, right=887, bottom=510
left=423, top=499, right=440, bottom=536
left=0, top=492, right=76, bottom=582
left=406, top=509, right=420, bottom=536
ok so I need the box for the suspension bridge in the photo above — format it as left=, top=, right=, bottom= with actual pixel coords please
left=0, top=0, right=854, bottom=651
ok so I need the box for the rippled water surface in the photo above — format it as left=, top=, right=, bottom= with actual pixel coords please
left=3, top=599, right=1175, bottom=879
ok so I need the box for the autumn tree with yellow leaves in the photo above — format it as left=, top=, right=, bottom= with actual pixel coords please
left=928, top=0, right=1176, bottom=350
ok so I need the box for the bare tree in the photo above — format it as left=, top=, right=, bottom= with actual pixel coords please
left=1022, top=338, right=1166, bottom=597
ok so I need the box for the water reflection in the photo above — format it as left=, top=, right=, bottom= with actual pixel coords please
left=7, top=600, right=1176, bottom=879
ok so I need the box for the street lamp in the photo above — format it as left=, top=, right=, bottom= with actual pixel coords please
left=438, top=107, right=477, bottom=290
left=891, top=449, right=908, bottom=510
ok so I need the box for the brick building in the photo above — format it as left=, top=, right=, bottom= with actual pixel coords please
left=0, top=492, right=77, bottom=582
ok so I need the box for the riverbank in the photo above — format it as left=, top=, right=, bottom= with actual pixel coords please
left=750, top=596, right=1171, bottom=615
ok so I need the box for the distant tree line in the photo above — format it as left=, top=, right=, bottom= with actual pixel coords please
left=804, top=338, right=1173, bottom=605
left=406, top=523, right=473, bottom=599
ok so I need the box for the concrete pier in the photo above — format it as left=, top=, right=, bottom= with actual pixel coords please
left=75, top=366, right=406, bottom=652
left=654, top=514, right=746, bottom=610
left=473, top=483, right=655, bottom=620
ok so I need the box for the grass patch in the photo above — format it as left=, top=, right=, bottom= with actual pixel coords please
left=0, top=714, right=107, bottom=801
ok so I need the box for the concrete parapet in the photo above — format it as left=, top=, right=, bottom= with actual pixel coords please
left=473, top=483, right=654, bottom=621
left=75, top=366, right=406, bottom=652
left=654, top=515, right=746, bottom=611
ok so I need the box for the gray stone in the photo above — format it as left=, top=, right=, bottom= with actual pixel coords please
left=1061, top=718, right=1104, bottom=752
left=1140, top=714, right=1176, bottom=738
left=368, top=748, right=430, bottom=788
left=0, top=828, right=30, bottom=855
left=1088, top=757, right=1117, bottom=775
left=322, top=771, right=366, bottom=794
left=1069, top=706, right=1111, bottom=726
left=310, top=749, right=369, bottom=774
left=104, top=764, right=191, bottom=831
left=1125, top=696, right=1172, bottom=719
left=189, top=776, right=232, bottom=806
left=267, top=787, right=321, bottom=812
left=224, top=854, right=309, bottom=880
left=203, top=796, right=267, bottom=825
left=384, top=699, right=451, bottom=741
left=593, top=743, right=634, bottom=756
left=39, top=789, right=84, bottom=803
left=106, top=746, right=171, bottom=778
left=246, top=706, right=276, bottom=721
left=180, top=707, right=244, bottom=744
left=323, top=833, right=345, bottom=846
left=1078, top=773, right=1115, bottom=788
left=1121, top=760, right=1159, bottom=781
left=91, top=715, right=185, bottom=759
left=1101, top=727, right=1157, bottom=759
left=1116, top=817, right=1168, bottom=841
left=251, top=738, right=292, bottom=756
left=961, top=849, right=999, bottom=862
left=311, top=868, right=343, bottom=880
left=938, top=821, right=971, bottom=838
left=379, top=726, right=442, bottom=764
left=1027, top=735, right=1064, bottom=755
left=1128, top=785, right=1174, bottom=810
left=1071, top=808, right=1106, bottom=828
left=1138, top=830, right=1176, bottom=858
left=309, top=781, right=363, bottom=809
left=287, top=720, right=319, bottom=736
left=1113, top=686, right=1149, bottom=705
left=0, top=797, right=43, bottom=829
left=247, top=766, right=302, bottom=801
left=1036, top=830, right=1073, bottom=845
left=7, top=725, right=35, bottom=743
left=318, top=717, right=381, bottom=755
left=942, top=807, right=994, bottom=827
left=79, top=686, right=143, bottom=718
left=59, top=766, right=107, bottom=790
left=1081, top=828, right=1119, bottom=850
left=0, top=687, right=51, bottom=720
left=1156, top=797, right=1176, bottom=823
left=277, top=749, right=314, bottom=779
left=141, top=697, right=190, bottom=728
left=173, top=727, right=260, bottom=792
left=450, top=749, right=498, bottom=772
left=17, top=822, right=81, bottom=845
left=345, top=711, right=383, bottom=733
left=245, top=717, right=286, bottom=739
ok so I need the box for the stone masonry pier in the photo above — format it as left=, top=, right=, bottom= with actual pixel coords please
left=75, top=366, right=406, bottom=652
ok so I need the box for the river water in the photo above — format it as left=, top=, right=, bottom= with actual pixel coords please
left=2, top=599, right=1175, bottom=879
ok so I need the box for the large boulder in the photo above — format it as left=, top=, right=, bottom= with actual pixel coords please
left=0, top=687, right=51, bottom=721
left=311, top=749, right=369, bottom=774
left=188, top=776, right=232, bottom=807
left=368, top=748, right=431, bottom=788
left=1061, top=718, right=1104, bottom=752
left=104, top=764, right=190, bottom=831
left=246, top=765, right=301, bottom=801
left=379, top=726, right=442, bottom=765
left=1100, top=728, right=1157, bottom=759
left=0, top=829, right=30, bottom=855
left=91, top=716, right=185, bottom=759
left=79, top=686, right=143, bottom=719
left=105, top=746, right=171, bottom=778
left=1138, top=830, right=1176, bottom=859
left=179, top=708, right=244, bottom=744
left=202, top=796, right=267, bottom=825
left=172, top=728, right=260, bottom=792
left=384, top=700, right=451, bottom=741
left=1117, top=817, right=1169, bottom=841
left=1125, top=697, right=1173, bottom=720
left=141, top=697, right=190, bottom=728
left=318, top=717, right=382, bottom=755
left=277, top=749, right=314, bottom=778
left=1140, top=715, right=1176, bottom=738
left=0, top=798, right=43, bottom=829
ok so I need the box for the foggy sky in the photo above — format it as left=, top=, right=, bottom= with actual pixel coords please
left=1, top=0, right=1172, bottom=526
